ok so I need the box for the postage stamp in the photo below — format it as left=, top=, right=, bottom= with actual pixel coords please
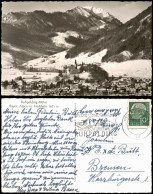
left=128, top=101, right=150, bottom=127
left=122, top=100, right=151, bottom=139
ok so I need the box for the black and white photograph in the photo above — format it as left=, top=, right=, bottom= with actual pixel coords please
left=1, top=1, right=152, bottom=96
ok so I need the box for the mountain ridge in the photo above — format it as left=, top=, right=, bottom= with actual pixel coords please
left=2, top=6, right=122, bottom=32
left=66, top=5, right=152, bottom=61
left=2, top=6, right=122, bottom=65
left=2, top=5, right=152, bottom=68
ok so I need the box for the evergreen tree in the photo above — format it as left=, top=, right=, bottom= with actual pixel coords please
left=75, top=59, right=78, bottom=69
left=59, top=70, right=63, bottom=77
left=79, top=62, right=84, bottom=73
left=2, top=80, right=9, bottom=89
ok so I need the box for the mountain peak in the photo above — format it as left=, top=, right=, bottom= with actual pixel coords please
left=66, top=6, right=91, bottom=17
left=66, top=6, right=112, bottom=19
left=84, top=6, right=110, bottom=17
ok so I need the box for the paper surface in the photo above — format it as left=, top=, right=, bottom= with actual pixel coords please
left=1, top=98, right=152, bottom=193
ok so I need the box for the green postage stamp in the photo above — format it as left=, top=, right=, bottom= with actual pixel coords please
left=129, top=101, right=150, bottom=127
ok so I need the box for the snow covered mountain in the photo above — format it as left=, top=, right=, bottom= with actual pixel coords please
left=84, top=6, right=115, bottom=21
left=2, top=7, right=121, bottom=32
left=67, top=5, right=152, bottom=61
left=1, top=5, right=152, bottom=79
left=66, top=6, right=121, bottom=30
left=2, top=6, right=122, bottom=66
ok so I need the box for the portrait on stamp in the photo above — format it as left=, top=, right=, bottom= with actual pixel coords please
left=129, top=102, right=150, bottom=127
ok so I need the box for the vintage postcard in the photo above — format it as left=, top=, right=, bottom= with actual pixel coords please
left=1, top=1, right=152, bottom=96
left=1, top=98, right=152, bottom=193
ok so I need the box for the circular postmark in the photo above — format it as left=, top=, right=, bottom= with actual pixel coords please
left=122, top=109, right=151, bottom=139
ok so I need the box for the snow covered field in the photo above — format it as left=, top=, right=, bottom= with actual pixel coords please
left=2, top=52, right=59, bottom=82
left=22, top=49, right=152, bottom=79
left=2, top=49, right=152, bottom=84
left=2, top=52, right=14, bottom=67
left=23, top=49, right=108, bottom=70
left=101, top=60, right=152, bottom=78
left=2, top=52, right=23, bottom=81
left=51, top=31, right=80, bottom=48
left=22, top=72, right=59, bottom=83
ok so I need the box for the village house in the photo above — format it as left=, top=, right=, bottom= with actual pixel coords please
left=129, top=88, right=136, bottom=94
left=69, top=83, right=79, bottom=90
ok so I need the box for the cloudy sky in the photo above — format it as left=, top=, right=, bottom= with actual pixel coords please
left=2, top=1, right=152, bottom=23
